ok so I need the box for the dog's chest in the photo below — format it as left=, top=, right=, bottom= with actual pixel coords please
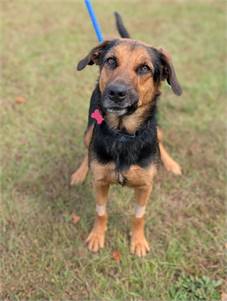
left=91, top=121, right=159, bottom=171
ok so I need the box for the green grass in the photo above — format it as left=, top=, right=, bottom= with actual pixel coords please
left=1, top=0, right=226, bottom=300
left=169, top=275, right=223, bottom=301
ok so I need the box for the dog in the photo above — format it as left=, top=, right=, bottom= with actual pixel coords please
left=71, top=12, right=182, bottom=257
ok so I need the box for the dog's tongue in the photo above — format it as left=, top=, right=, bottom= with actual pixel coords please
left=91, top=109, right=104, bottom=125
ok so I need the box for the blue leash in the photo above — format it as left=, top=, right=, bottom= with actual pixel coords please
left=84, top=0, right=104, bottom=43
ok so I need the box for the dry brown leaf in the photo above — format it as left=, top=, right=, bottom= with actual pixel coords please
left=16, top=96, right=27, bottom=104
left=112, top=250, right=121, bottom=263
left=221, top=292, right=227, bottom=301
left=71, top=213, right=80, bottom=224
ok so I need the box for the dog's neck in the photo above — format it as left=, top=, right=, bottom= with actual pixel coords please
left=104, top=94, right=159, bottom=134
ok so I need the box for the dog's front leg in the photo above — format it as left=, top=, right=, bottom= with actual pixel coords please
left=131, top=185, right=153, bottom=257
left=86, top=180, right=109, bottom=252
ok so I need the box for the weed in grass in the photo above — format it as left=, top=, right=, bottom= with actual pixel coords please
left=169, top=274, right=223, bottom=301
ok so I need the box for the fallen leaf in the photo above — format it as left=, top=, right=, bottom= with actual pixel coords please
left=15, top=96, right=27, bottom=104
left=71, top=213, right=80, bottom=224
left=112, top=250, right=121, bottom=263
left=222, top=292, right=227, bottom=301
left=20, top=138, right=28, bottom=145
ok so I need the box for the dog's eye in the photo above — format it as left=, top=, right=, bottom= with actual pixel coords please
left=137, top=64, right=151, bottom=75
left=105, top=57, right=117, bottom=69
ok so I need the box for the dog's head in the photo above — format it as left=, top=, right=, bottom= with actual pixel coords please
left=77, top=39, right=182, bottom=116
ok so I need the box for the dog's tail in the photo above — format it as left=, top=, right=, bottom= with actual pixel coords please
left=114, top=12, right=130, bottom=38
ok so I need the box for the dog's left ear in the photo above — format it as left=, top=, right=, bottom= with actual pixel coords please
left=159, top=48, right=183, bottom=96
left=77, top=40, right=112, bottom=71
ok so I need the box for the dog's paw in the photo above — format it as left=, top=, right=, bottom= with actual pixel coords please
left=165, top=160, right=182, bottom=176
left=130, top=235, right=150, bottom=257
left=86, top=231, right=105, bottom=252
left=70, top=169, right=86, bottom=186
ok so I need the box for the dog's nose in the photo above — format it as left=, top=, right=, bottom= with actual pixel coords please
left=107, top=84, right=127, bottom=101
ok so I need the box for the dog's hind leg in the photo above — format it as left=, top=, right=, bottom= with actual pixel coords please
left=158, top=127, right=182, bottom=175
left=71, top=153, right=89, bottom=185
left=70, top=125, right=94, bottom=185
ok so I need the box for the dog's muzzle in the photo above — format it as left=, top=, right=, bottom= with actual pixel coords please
left=103, top=82, right=138, bottom=116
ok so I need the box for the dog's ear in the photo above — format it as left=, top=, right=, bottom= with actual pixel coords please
left=77, top=40, right=112, bottom=71
left=159, top=48, right=183, bottom=96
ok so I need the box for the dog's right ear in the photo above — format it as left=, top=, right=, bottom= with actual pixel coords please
left=158, top=48, right=183, bottom=96
left=77, top=40, right=113, bottom=71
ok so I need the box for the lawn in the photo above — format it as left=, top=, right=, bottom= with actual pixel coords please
left=1, top=0, right=226, bottom=300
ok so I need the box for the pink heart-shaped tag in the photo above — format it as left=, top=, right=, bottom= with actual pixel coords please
left=91, top=109, right=104, bottom=125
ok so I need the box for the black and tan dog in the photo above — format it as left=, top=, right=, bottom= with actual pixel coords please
left=71, top=13, right=182, bottom=256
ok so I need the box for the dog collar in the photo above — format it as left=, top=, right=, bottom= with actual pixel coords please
left=91, top=109, right=139, bottom=139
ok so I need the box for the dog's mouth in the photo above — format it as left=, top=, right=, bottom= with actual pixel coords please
left=104, top=103, right=138, bottom=116
left=102, top=82, right=139, bottom=116
left=106, top=105, right=129, bottom=116
left=103, top=97, right=139, bottom=116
